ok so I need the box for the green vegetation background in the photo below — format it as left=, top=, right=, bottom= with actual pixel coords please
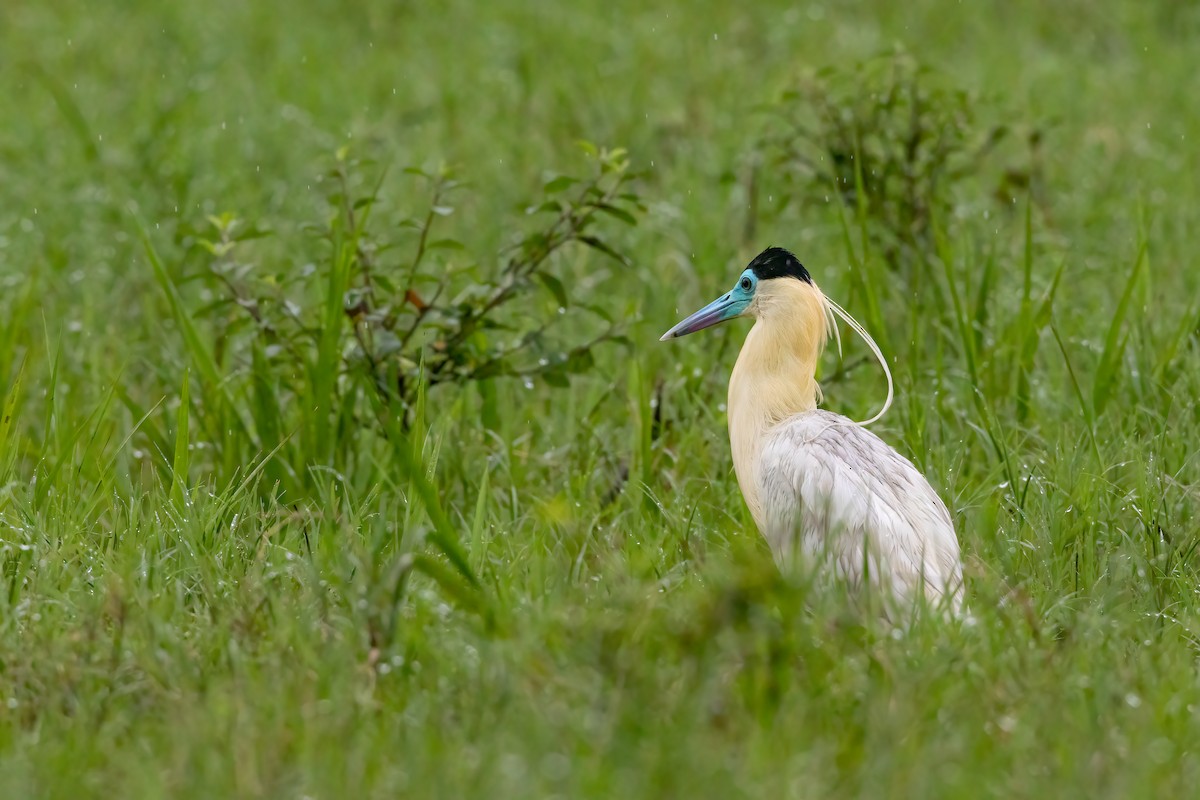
left=2, top=1, right=1200, bottom=797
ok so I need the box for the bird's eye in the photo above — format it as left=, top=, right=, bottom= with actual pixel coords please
left=739, top=276, right=752, bottom=292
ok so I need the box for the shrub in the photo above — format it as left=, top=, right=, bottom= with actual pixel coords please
left=141, top=145, right=643, bottom=495
left=757, top=49, right=1038, bottom=272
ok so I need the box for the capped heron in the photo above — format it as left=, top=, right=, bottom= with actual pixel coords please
left=661, top=247, right=963, bottom=612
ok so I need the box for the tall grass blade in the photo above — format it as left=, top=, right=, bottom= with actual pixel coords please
left=0, top=276, right=35, bottom=385
left=1052, top=324, right=1102, bottom=465
left=311, top=236, right=353, bottom=467
left=470, top=464, right=491, bottom=572
left=374, top=391, right=480, bottom=591
left=137, top=217, right=254, bottom=450
left=0, top=361, right=25, bottom=484
left=138, top=219, right=223, bottom=395
left=1092, top=240, right=1147, bottom=417
left=1012, top=249, right=1066, bottom=423
left=170, top=371, right=190, bottom=511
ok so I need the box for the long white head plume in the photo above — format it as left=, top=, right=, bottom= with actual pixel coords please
left=823, top=296, right=893, bottom=426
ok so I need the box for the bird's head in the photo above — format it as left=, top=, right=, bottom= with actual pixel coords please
left=658, top=247, right=820, bottom=341
left=659, top=246, right=894, bottom=425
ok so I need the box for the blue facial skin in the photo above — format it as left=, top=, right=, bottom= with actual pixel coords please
left=660, top=269, right=758, bottom=341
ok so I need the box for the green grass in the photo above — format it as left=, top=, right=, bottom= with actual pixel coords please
left=3, top=0, right=1200, bottom=796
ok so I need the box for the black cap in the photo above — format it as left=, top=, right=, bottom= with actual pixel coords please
left=747, top=247, right=812, bottom=284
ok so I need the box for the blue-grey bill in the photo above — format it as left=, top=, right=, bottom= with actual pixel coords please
left=659, top=294, right=738, bottom=341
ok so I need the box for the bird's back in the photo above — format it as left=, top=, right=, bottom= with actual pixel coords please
left=758, top=410, right=963, bottom=611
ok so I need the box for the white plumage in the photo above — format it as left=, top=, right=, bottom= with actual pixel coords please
left=662, top=247, right=964, bottom=614
left=758, top=411, right=962, bottom=610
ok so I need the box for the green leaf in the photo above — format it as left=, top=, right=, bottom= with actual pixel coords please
left=526, top=200, right=563, bottom=216
left=577, top=302, right=614, bottom=323
left=374, top=273, right=398, bottom=294
left=542, top=369, right=570, bottom=388
left=563, top=348, right=595, bottom=374
left=543, top=175, right=578, bottom=194
left=596, top=203, right=638, bottom=226
left=233, top=224, right=272, bottom=242
left=536, top=272, right=569, bottom=307
left=578, top=235, right=629, bottom=266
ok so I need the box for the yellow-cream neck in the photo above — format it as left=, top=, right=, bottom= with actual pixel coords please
left=727, top=279, right=830, bottom=528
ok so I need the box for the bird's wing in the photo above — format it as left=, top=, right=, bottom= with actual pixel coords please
left=758, top=411, right=963, bottom=608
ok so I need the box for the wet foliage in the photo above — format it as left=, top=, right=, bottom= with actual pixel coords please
left=757, top=49, right=1044, bottom=273
left=2, top=1, right=1200, bottom=797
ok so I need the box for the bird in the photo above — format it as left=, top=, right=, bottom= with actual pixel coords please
left=660, top=247, right=963, bottom=614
